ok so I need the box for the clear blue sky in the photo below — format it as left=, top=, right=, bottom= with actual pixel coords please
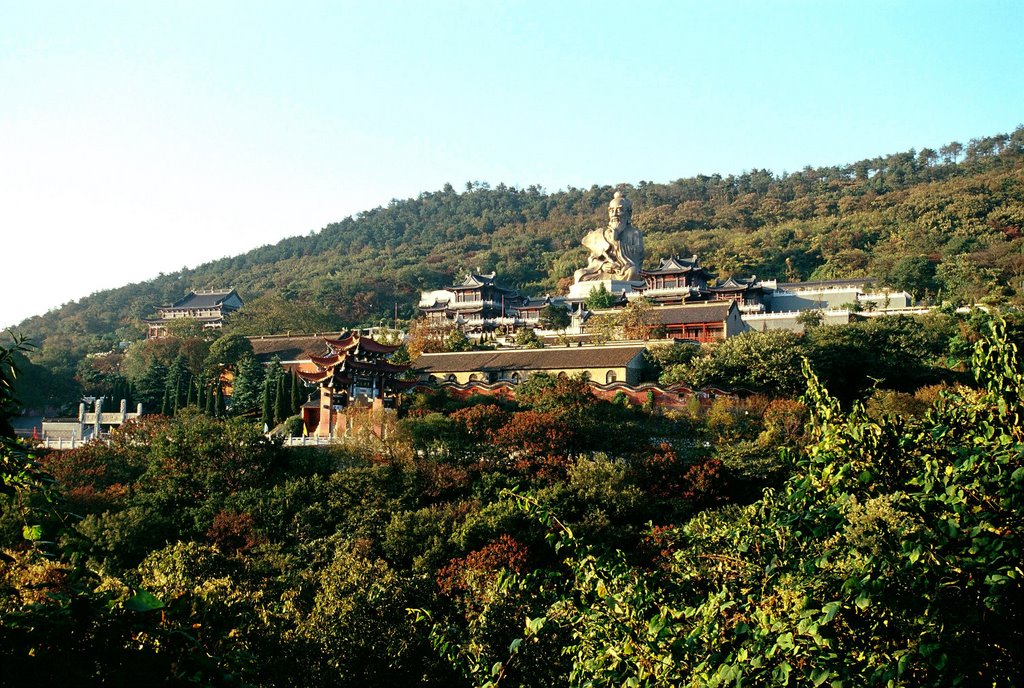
left=2, top=0, right=1021, bottom=329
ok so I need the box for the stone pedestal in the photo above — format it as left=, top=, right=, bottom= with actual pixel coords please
left=567, top=279, right=644, bottom=301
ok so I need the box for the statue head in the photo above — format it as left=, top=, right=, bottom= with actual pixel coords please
left=608, top=190, right=632, bottom=225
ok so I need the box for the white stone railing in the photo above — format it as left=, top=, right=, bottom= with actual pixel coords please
left=742, top=309, right=852, bottom=320
left=858, top=307, right=933, bottom=317
left=449, top=299, right=506, bottom=309
left=282, top=436, right=336, bottom=447
left=460, top=316, right=519, bottom=326
left=642, top=286, right=693, bottom=296
left=38, top=437, right=94, bottom=450
left=737, top=303, right=765, bottom=313
left=774, top=286, right=863, bottom=296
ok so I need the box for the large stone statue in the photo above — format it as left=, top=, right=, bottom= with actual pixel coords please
left=574, top=191, right=645, bottom=284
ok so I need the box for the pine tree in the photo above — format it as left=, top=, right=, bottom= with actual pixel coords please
left=230, top=354, right=264, bottom=417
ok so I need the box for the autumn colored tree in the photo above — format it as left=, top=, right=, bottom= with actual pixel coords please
left=489, top=409, right=578, bottom=476
left=618, top=297, right=658, bottom=340
left=405, top=317, right=456, bottom=360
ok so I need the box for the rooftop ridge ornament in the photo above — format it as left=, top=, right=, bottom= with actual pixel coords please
left=574, top=190, right=645, bottom=284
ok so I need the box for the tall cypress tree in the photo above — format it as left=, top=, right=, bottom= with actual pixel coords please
left=274, top=371, right=288, bottom=426
left=261, top=357, right=283, bottom=429
left=135, top=362, right=166, bottom=414
left=203, top=380, right=215, bottom=416
left=215, top=380, right=225, bottom=417
left=231, top=354, right=264, bottom=417
left=289, top=370, right=302, bottom=416
left=165, top=355, right=191, bottom=416
left=261, top=373, right=274, bottom=429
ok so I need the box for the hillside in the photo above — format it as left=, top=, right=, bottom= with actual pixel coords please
left=6, top=127, right=1024, bottom=408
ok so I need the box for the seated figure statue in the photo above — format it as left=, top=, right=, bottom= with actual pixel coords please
left=574, top=191, right=645, bottom=283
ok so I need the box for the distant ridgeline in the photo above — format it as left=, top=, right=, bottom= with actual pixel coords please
left=7, top=126, right=1024, bottom=407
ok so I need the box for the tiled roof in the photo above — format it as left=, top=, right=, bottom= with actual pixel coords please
left=516, top=297, right=553, bottom=309
left=451, top=272, right=518, bottom=295
left=651, top=302, right=734, bottom=325
left=456, top=272, right=498, bottom=288
left=652, top=256, right=697, bottom=271
left=415, top=345, right=646, bottom=374
left=644, top=256, right=716, bottom=277
left=712, top=276, right=756, bottom=289
left=169, top=289, right=237, bottom=309
left=249, top=333, right=344, bottom=363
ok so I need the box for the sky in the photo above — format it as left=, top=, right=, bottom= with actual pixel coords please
left=1, top=0, right=1022, bottom=329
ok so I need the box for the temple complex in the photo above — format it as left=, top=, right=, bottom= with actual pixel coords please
left=294, top=332, right=412, bottom=436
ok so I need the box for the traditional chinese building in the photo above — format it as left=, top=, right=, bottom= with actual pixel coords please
left=649, top=301, right=744, bottom=342
left=418, top=272, right=524, bottom=332
left=145, top=288, right=243, bottom=338
left=416, top=343, right=648, bottom=386
left=706, top=276, right=776, bottom=313
left=294, top=332, right=411, bottom=436
left=641, top=256, right=716, bottom=304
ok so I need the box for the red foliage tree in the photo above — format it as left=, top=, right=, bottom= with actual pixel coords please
left=449, top=404, right=511, bottom=439
left=488, top=409, right=577, bottom=478
left=637, top=442, right=727, bottom=506
left=206, top=509, right=261, bottom=553
left=437, top=534, right=529, bottom=601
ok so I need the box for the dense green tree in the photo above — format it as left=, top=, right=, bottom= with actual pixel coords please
left=226, top=292, right=337, bottom=336
left=204, top=332, right=254, bottom=372
left=584, top=283, right=618, bottom=310
left=162, top=355, right=192, bottom=415
left=133, top=360, right=168, bottom=413
left=805, top=316, right=944, bottom=402
left=261, top=357, right=284, bottom=428
left=666, top=330, right=806, bottom=395
left=444, top=328, right=473, bottom=352
left=881, top=254, right=936, bottom=299
left=273, top=367, right=289, bottom=426
left=230, top=353, right=264, bottom=417
left=513, top=327, right=544, bottom=349
left=537, top=304, right=571, bottom=332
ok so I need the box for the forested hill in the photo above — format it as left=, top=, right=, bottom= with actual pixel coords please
left=10, top=127, right=1024, bottom=377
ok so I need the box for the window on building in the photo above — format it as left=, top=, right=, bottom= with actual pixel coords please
left=606, top=371, right=617, bottom=384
